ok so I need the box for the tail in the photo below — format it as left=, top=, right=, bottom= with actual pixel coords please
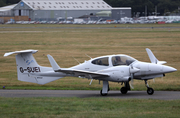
left=4, top=50, right=63, bottom=85
left=146, top=48, right=166, bottom=65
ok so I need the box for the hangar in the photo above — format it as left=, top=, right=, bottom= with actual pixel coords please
left=1, top=0, right=131, bottom=22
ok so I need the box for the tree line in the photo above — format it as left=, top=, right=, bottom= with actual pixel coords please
left=104, top=0, right=180, bottom=16
left=0, top=0, right=20, bottom=7
left=0, top=0, right=180, bottom=16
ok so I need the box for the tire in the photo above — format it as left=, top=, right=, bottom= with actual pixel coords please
left=120, top=87, right=128, bottom=94
left=100, top=90, right=107, bottom=96
left=147, top=87, right=154, bottom=95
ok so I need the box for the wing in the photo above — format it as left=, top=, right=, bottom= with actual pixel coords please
left=47, top=55, right=109, bottom=79
left=56, top=68, right=109, bottom=79
left=146, top=48, right=166, bottom=65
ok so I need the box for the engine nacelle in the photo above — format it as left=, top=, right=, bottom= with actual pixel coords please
left=107, top=66, right=130, bottom=82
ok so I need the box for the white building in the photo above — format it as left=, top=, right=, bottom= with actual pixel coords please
left=0, top=4, right=17, bottom=16
left=1, top=0, right=132, bottom=21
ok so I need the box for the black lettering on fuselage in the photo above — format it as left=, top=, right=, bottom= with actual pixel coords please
left=19, top=67, right=41, bottom=73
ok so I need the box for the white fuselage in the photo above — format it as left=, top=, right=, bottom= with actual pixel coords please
left=69, top=55, right=176, bottom=82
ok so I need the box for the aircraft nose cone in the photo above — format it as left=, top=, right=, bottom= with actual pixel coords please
left=163, top=66, right=177, bottom=73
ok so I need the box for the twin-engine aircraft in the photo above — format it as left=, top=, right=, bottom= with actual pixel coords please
left=4, top=48, right=176, bottom=96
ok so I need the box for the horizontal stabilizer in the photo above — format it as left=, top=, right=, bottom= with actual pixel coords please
left=4, top=50, right=38, bottom=57
left=47, top=55, right=61, bottom=71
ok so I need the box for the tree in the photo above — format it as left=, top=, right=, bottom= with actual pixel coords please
left=104, top=0, right=180, bottom=16
left=6, top=0, right=20, bottom=5
left=0, top=0, right=6, bottom=7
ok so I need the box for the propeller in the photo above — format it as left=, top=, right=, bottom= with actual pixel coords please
left=129, top=65, right=140, bottom=89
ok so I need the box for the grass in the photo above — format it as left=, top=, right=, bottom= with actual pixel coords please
left=0, top=24, right=180, bottom=91
left=0, top=97, right=180, bottom=118
left=0, top=24, right=180, bottom=118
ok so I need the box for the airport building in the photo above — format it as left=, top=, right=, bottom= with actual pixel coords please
left=0, top=0, right=131, bottom=22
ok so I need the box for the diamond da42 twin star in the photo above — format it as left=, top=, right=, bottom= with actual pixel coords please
left=4, top=48, right=177, bottom=96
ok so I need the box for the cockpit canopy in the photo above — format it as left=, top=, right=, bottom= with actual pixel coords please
left=91, top=55, right=136, bottom=66
left=112, top=56, right=136, bottom=66
left=92, top=57, right=109, bottom=66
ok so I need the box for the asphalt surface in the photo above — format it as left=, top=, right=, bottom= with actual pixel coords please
left=0, top=90, right=180, bottom=100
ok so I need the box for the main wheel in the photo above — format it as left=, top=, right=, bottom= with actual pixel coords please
left=147, top=87, right=154, bottom=95
left=100, top=90, right=107, bottom=96
left=120, top=87, right=128, bottom=94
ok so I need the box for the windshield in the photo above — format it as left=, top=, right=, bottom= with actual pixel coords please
left=112, top=56, right=136, bottom=66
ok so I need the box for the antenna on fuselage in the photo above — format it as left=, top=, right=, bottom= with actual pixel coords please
left=72, top=56, right=81, bottom=64
left=85, top=54, right=92, bottom=60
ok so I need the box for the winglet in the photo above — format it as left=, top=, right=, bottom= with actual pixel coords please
left=47, top=55, right=61, bottom=71
left=146, top=48, right=166, bottom=65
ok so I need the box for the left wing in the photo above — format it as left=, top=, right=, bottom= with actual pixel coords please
left=47, top=55, right=109, bottom=79
left=56, top=68, right=109, bottom=79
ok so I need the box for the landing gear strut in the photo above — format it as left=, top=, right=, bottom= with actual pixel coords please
left=145, top=80, right=154, bottom=95
left=100, top=81, right=109, bottom=96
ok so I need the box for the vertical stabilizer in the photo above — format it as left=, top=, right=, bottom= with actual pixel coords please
left=4, top=50, right=63, bottom=84
left=15, top=52, right=40, bottom=83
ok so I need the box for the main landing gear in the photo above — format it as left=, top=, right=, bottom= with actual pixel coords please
left=145, top=80, right=154, bottom=95
left=100, top=81, right=131, bottom=96
left=100, top=90, right=108, bottom=96
left=120, top=82, right=131, bottom=94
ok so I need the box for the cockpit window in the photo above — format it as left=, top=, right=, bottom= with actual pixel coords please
left=92, top=57, right=109, bottom=66
left=112, top=56, right=135, bottom=66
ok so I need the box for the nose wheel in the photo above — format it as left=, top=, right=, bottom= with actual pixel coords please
left=145, top=80, right=154, bottom=95
left=147, top=87, right=154, bottom=95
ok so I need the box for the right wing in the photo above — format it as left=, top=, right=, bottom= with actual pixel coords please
left=146, top=48, right=166, bottom=65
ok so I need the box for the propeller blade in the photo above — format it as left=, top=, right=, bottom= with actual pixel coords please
left=130, top=73, right=134, bottom=89
left=129, top=65, right=139, bottom=89
left=89, top=79, right=93, bottom=85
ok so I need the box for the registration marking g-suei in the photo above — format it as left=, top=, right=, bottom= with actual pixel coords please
left=20, top=67, right=41, bottom=73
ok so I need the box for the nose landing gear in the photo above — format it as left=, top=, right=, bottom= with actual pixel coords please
left=145, top=80, right=154, bottom=95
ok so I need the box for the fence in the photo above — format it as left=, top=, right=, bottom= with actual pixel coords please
left=0, top=16, right=29, bottom=23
